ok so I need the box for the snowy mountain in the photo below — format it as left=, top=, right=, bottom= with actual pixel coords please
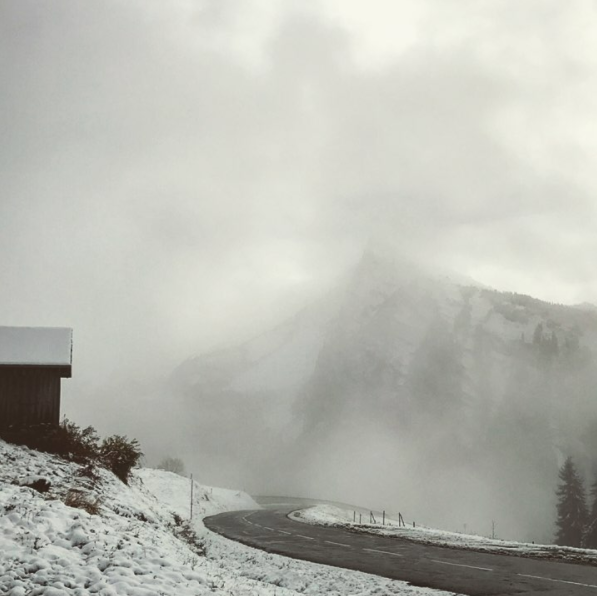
left=170, top=250, right=597, bottom=543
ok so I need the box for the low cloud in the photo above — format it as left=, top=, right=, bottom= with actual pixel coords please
left=1, top=0, right=596, bottom=403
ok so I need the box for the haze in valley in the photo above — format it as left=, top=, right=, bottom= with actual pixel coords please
left=2, top=0, right=597, bottom=544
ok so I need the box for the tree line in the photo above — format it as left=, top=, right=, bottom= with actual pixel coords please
left=555, top=457, right=597, bottom=548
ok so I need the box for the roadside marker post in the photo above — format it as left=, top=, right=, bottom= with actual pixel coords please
left=190, top=474, right=194, bottom=520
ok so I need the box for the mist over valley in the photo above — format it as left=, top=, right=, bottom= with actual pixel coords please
left=155, top=250, right=597, bottom=544
left=3, top=1, right=597, bottom=575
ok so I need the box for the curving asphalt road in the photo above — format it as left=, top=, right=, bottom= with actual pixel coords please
left=204, top=506, right=597, bottom=596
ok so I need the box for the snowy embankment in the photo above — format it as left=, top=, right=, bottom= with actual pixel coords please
left=291, top=505, right=597, bottom=566
left=0, top=440, right=458, bottom=595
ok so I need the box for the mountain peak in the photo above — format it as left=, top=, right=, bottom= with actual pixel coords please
left=356, top=242, right=486, bottom=293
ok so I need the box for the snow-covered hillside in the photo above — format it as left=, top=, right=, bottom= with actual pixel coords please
left=168, top=249, right=597, bottom=543
left=0, top=440, right=458, bottom=595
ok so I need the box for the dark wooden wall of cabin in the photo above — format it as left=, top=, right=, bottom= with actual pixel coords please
left=0, top=367, right=61, bottom=429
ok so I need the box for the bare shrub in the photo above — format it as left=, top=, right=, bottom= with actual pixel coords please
left=171, top=512, right=205, bottom=555
left=1, top=420, right=98, bottom=462
left=4, top=419, right=143, bottom=485
left=157, top=456, right=185, bottom=476
left=99, top=435, right=143, bottom=484
left=64, top=489, right=102, bottom=515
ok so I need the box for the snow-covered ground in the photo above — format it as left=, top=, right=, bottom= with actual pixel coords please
left=0, top=440, right=459, bottom=595
left=291, top=505, right=597, bottom=566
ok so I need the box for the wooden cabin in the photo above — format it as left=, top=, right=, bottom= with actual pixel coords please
left=0, top=326, right=72, bottom=430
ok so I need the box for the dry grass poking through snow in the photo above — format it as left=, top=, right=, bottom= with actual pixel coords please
left=63, top=489, right=102, bottom=516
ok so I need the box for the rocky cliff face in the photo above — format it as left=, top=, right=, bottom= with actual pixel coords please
left=170, top=251, right=597, bottom=542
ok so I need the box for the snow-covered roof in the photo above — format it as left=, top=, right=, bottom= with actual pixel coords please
left=0, top=326, right=72, bottom=369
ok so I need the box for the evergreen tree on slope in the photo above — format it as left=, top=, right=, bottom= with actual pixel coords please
left=585, top=478, right=597, bottom=549
left=555, top=457, right=588, bottom=547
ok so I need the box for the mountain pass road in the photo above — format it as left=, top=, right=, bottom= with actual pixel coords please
left=204, top=507, right=597, bottom=596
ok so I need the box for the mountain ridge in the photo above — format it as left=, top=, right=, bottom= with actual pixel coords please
left=168, top=252, right=597, bottom=543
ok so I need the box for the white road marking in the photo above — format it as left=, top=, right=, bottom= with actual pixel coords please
left=363, top=548, right=403, bottom=557
left=518, top=574, right=597, bottom=589
left=278, top=530, right=292, bottom=535
left=263, top=527, right=275, bottom=531
left=297, top=534, right=315, bottom=540
left=430, top=559, right=492, bottom=572
left=324, top=540, right=351, bottom=548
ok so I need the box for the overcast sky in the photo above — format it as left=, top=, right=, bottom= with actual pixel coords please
left=2, top=0, right=597, bottom=390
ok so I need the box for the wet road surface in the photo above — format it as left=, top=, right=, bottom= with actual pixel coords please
left=204, top=507, right=597, bottom=596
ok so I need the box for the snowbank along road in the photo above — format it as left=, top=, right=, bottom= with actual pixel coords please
left=204, top=506, right=597, bottom=596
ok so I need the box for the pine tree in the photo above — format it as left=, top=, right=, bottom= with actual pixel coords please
left=585, top=479, right=597, bottom=548
left=555, top=457, right=588, bottom=547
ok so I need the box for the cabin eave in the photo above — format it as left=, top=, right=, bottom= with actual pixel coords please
left=0, top=363, right=72, bottom=378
